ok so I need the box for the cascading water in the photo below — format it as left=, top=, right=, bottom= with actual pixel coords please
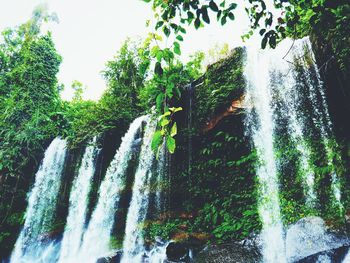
left=244, top=36, right=344, bottom=262
left=270, top=55, right=317, bottom=208
left=11, top=138, right=67, bottom=263
left=58, top=137, right=99, bottom=262
left=244, top=43, right=287, bottom=263
left=291, top=39, right=343, bottom=212
left=120, top=116, right=157, bottom=263
left=77, top=115, right=147, bottom=262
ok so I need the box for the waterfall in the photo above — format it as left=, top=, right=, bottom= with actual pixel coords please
left=11, top=138, right=67, bottom=263
left=271, top=55, right=317, bottom=208
left=244, top=36, right=344, bottom=262
left=77, top=115, right=147, bottom=262
left=120, top=117, right=156, bottom=263
left=291, top=39, right=343, bottom=212
left=58, top=137, right=99, bottom=262
left=244, top=43, right=287, bottom=263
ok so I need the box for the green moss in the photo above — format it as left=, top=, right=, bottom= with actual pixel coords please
left=194, top=47, right=246, bottom=126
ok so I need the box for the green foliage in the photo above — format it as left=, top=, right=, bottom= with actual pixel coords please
left=0, top=9, right=63, bottom=255
left=140, top=44, right=204, bottom=154
left=195, top=47, right=245, bottom=125
left=144, top=219, right=184, bottom=241
left=0, top=21, right=62, bottom=176
left=109, top=236, right=124, bottom=250
left=151, top=107, right=182, bottom=156
left=62, top=39, right=152, bottom=147
left=71, top=80, right=85, bottom=101
left=282, top=1, right=350, bottom=71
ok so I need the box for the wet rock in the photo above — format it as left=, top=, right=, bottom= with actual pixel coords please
left=166, top=242, right=190, bottom=262
left=286, top=216, right=349, bottom=262
left=194, top=242, right=262, bottom=263
left=296, top=245, right=349, bottom=263
left=96, top=250, right=122, bottom=263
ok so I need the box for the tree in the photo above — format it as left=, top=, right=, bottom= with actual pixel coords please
left=0, top=6, right=63, bottom=254
left=143, top=0, right=349, bottom=154
left=71, top=80, right=85, bottom=101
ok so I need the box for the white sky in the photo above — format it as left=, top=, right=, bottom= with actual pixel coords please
left=0, top=0, right=250, bottom=101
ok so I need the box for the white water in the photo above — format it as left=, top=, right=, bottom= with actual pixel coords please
left=271, top=51, right=317, bottom=207
left=286, top=216, right=348, bottom=262
left=244, top=42, right=287, bottom=263
left=76, top=116, right=147, bottom=262
left=11, top=138, right=67, bottom=263
left=120, top=116, right=157, bottom=263
left=244, top=37, right=345, bottom=262
left=292, top=39, right=343, bottom=212
left=58, top=137, right=98, bottom=262
left=146, top=240, right=169, bottom=263
left=344, top=251, right=350, bottom=263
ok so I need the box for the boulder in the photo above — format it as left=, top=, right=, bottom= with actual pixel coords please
left=194, top=242, right=262, bottom=263
left=286, top=216, right=349, bottom=262
left=166, top=242, right=190, bottom=262
left=296, top=245, right=349, bottom=263
left=96, top=250, right=122, bottom=263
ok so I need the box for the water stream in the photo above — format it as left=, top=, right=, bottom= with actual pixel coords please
left=77, top=116, right=147, bottom=262
left=244, top=42, right=287, bottom=263
left=58, top=137, right=98, bottom=262
left=11, top=138, right=67, bottom=263
left=120, top=116, right=156, bottom=263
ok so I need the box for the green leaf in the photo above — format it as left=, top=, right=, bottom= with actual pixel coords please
left=217, top=10, right=222, bottom=21
left=259, top=28, right=266, bottom=36
left=179, top=26, right=186, bottom=34
left=155, top=62, right=163, bottom=75
left=187, top=11, right=194, bottom=20
left=269, top=35, right=276, bottom=49
left=160, top=117, right=170, bottom=127
left=221, top=15, right=227, bottom=25
left=151, top=131, right=163, bottom=152
left=170, top=23, right=178, bottom=30
left=155, top=21, right=164, bottom=30
left=170, top=122, right=177, bottom=137
left=166, top=136, right=176, bottom=153
left=228, top=3, right=237, bottom=10
left=156, top=93, right=164, bottom=111
left=228, top=12, right=235, bottom=21
left=161, top=111, right=171, bottom=118
left=176, top=35, right=184, bottom=41
left=173, top=41, right=181, bottom=55
left=202, top=7, right=210, bottom=24
left=261, top=35, right=268, bottom=49
left=194, top=17, right=201, bottom=29
left=166, top=82, right=174, bottom=98
left=163, top=26, right=170, bottom=37
left=156, top=50, right=163, bottom=62
left=169, top=106, right=182, bottom=113
left=209, top=1, right=219, bottom=12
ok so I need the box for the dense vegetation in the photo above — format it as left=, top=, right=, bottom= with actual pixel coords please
left=0, top=0, right=349, bottom=259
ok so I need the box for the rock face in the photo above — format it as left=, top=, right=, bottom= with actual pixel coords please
left=201, top=95, right=247, bottom=133
left=194, top=243, right=262, bottom=263
left=296, top=245, right=349, bottom=263
left=166, top=242, right=190, bottom=262
left=96, top=250, right=122, bottom=263
left=286, top=216, right=349, bottom=262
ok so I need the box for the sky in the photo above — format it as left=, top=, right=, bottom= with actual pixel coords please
left=0, top=0, right=250, bottom=100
